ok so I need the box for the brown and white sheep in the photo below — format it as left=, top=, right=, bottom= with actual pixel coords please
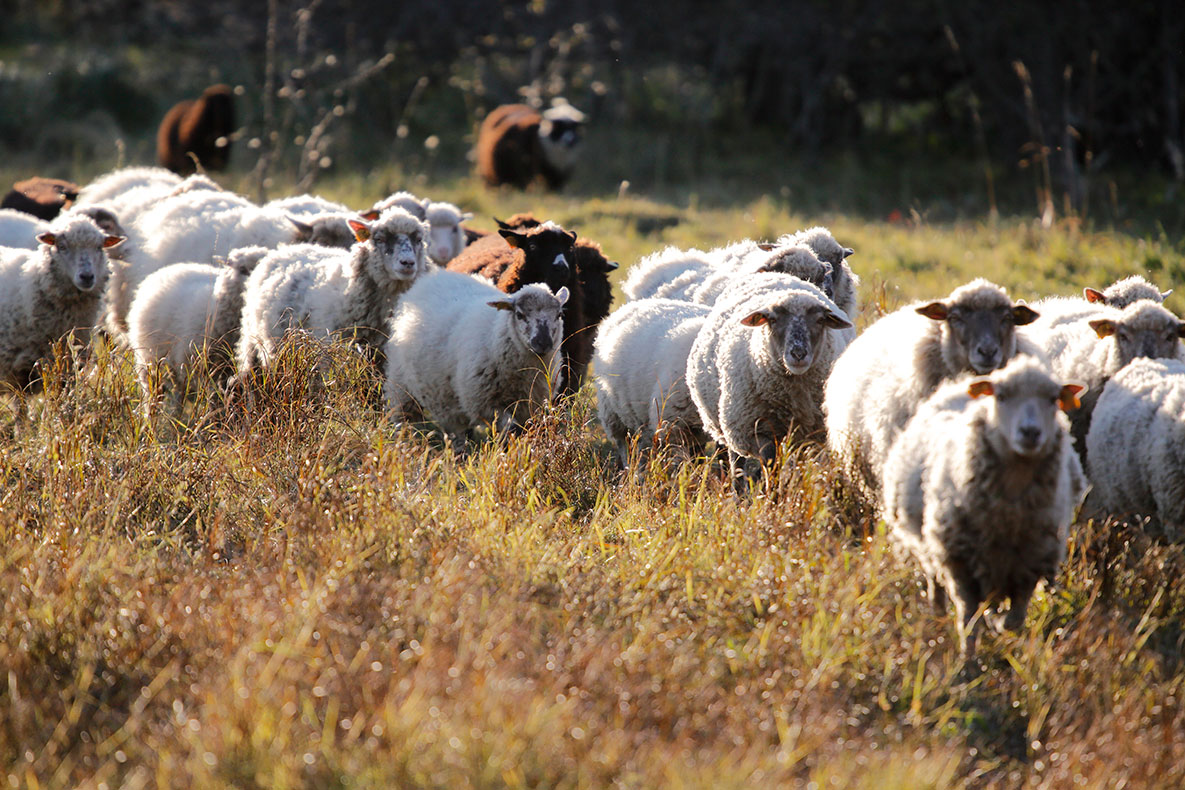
left=1, top=177, right=80, bottom=221
left=475, top=100, right=585, bottom=190
left=157, top=84, right=236, bottom=176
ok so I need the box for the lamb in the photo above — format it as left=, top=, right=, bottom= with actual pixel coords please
left=423, top=201, right=474, bottom=265
left=0, top=209, right=49, bottom=250
left=824, top=279, right=1040, bottom=503
left=157, top=84, right=235, bottom=175
left=1085, top=357, right=1185, bottom=537
left=1, top=177, right=79, bottom=221
left=687, top=274, right=853, bottom=491
left=235, top=208, right=429, bottom=377
left=1034, top=300, right=1185, bottom=452
left=384, top=269, right=567, bottom=443
left=483, top=213, right=619, bottom=395
left=593, top=298, right=712, bottom=467
left=0, top=216, right=124, bottom=399
left=128, top=246, right=268, bottom=417
left=882, top=357, right=1086, bottom=655
left=475, top=99, right=585, bottom=190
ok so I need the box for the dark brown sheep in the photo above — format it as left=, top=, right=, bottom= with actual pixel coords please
left=475, top=101, right=585, bottom=191
left=1, top=177, right=79, bottom=220
left=157, top=84, right=235, bottom=176
left=454, top=214, right=618, bottom=396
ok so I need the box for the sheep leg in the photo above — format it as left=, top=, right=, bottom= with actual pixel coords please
left=1002, top=585, right=1034, bottom=632
left=925, top=575, right=948, bottom=613
left=727, top=449, right=749, bottom=496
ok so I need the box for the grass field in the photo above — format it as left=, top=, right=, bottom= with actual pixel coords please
left=2, top=155, right=1185, bottom=789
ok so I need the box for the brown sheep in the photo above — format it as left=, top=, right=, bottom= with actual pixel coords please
left=475, top=101, right=585, bottom=191
left=1, top=177, right=80, bottom=221
left=157, top=85, right=235, bottom=176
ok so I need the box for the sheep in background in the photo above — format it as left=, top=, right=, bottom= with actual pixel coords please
left=485, top=213, right=618, bottom=395
left=476, top=100, right=585, bottom=190
left=689, top=246, right=834, bottom=309
left=1084, top=275, right=1170, bottom=309
left=235, top=208, right=429, bottom=377
left=128, top=247, right=268, bottom=417
left=1034, top=300, right=1185, bottom=453
left=168, top=173, right=225, bottom=196
left=688, top=274, right=852, bottom=491
left=824, top=279, right=1040, bottom=504
left=883, top=357, right=1086, bottom=656
left=367, top=191, right=427, bottom=221
left=0, top=177, right=79, bottom=221
left=76, top=167, right=182, bottom=208
left=157, top=84, right=235, bottom=175
left=424, top=201, right=474, bottom=265
left=384, top=269, right=567, bottom=443
left=0, top=209, right=49, bottom=250
left=621, top=246, right=716, bottom=303
left=1027, top=275, right=1170, bottom=335
left=1086, top=357, right=1185, bottom=538
left=594, top=298, right=712, bottom=468
left=0, top=216, right=124, bottom=403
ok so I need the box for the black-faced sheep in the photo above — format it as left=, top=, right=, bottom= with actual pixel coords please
left=824, top=279, right=1040, bottom=504
left=0, top=177, right=80, bottom=221
left=883, top=357, right=1086, bottom=656
left=157, top=84, right=235, bottom=175
left=476, top=100, right=585, bottom=190
left=0, top=216, right=124, bottom=399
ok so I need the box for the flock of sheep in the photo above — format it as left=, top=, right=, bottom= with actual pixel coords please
left=0, top=163, right=1183, bottom=656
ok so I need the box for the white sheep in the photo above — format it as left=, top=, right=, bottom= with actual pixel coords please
left=236, top=208, right=429, bottom=377
left=1084, top=275, right=1169, bottom=309
left=781, top=226, right=859, bottom=326
left=1026, top=275, right=1170, bottom=336
left=593, top=298, right=712, bottom=467
left=127, top=246, right=268, bottom=416
left=1085, top=357, right=1185, bottom=537
left=687, top=274, right=853, bottom=490
left=424, top=201, right=474, bottom=265
left=75, top=166, right=181, bottom=207
left=1035, top=300, right=1185, bottom=452
left=0, top=209, right=49, bottom=250
left=620, top=246, right=716, bottom=302
left=384, top=268, right=568, bottom=442
left=369, top=191, right=428, bottom=221
left=0, top=215, right=124, bottom=401
left=882, top=357, right=1087, bottom=655
left=824, top=279, right=1040, bottom=503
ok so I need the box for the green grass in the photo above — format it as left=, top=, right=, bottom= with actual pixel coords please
left=2, top=155, right=1185, bottom=788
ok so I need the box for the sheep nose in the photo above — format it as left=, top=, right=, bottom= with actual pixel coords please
left=790, top=346, right=808, bottom=361
left=77, top=272, right=95, bottom=288
left=1017, top=424, right=1042, bottom=448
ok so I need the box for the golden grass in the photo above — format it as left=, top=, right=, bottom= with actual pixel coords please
left=2, top=168, right=1185, bottom=788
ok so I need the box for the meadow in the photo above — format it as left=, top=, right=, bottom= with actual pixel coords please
left=2, top=148, right=1185, bottom=790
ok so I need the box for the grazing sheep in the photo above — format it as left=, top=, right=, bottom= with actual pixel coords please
left=0, top=209, right=49, bottom=250
left=1086, top=357, right=1185, bottom=537
left=487, top=213, right=619, bottom=395
left=1084, top=275, right=1170, bottom=309
left=594, top=298, right=712, bottom=467
left=687, top=275, right=853, bottom=491
left=128, top=247, right=268, bottom=416
left=422, top=201, right=473, bottom=265
left=384, top=269, right=567, bottom=442
left=476, top=99, right=585, bottom=190
left=1036, top=300, right=1185, bottom=452
left=235, top=208, right=429, bottom=376
left=824, top=279, right=1040, bottom=503
left=157, top=84, right=236, bottom=175
left=1, top=177, right=79, bottom=220
left=367, top=191, right=427, bottom=221
left=0, top=216, right=124, bottom=399
left=883, top=357, right=1087, bottom=655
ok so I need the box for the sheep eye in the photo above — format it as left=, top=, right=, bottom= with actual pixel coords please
left=528, top=242, right=537, bottom=252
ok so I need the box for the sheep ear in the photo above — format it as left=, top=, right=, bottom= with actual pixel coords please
left=1058, top=383, right=1086, bottom=411
left=915, top=301, right=948, bottom=321
left=967, top=379, right=995, bottom=399
left=1088, top=318, right=1116, bottom=338
left=605, top=260, right=619, bottom=271
left=1083, top=287, right=1106, bottom=303
left=493, top=217, right=512, bottom=230
left=36, top=232, right=56, bottom=247
left=359, top=210, right=381, bottom=221
left=461, top=212, right=474, bottom=222
left=565, top=230, right=578, bottom=243
left=555, top=286, right=569, bottom=305
left=348, top=219, right=372, bottom=242
left=756, top=242, right=777, bottom=252
left=739, top=310, right=771, bottom=327
left=102, top=235, right=126, bottom=249
left=499, top=229, right=526, bottom=248
left=1176, top=321, right=1185, bottom=338
left=823, top=311, right=852, bottom=330
left=1163, top=289, right=1174, bottom=299
left=842, top=247, right=855, bottom=259
left=1011, top=303, right=1040, bottom=325
left=487, top=300, right=514, bottom=312
left=289, top=216, right=314, bottom=240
